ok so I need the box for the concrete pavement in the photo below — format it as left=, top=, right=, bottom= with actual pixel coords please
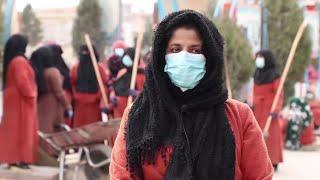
left=274, top=140, right=320, bottom=180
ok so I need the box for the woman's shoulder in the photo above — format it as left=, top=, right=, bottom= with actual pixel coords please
left=225, top=99, right=252, bottom=114
left=11, top=56, right=28, bottom=66
left=225, top=99, right=256, bottom=131
left=10, top=56, right=32, bottom=73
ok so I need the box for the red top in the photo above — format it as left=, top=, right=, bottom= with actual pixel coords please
left=110, top=99, right=273, bottom=180
left=70, top=63, right=108, bottom=127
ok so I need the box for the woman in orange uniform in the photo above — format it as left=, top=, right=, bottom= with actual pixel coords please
left=30, top=47, right=72, bottom=133
left=0, top=35, right=38, bottom=168
left=253, top=50, right=284, bottom=171
left=71, top=45, right=108, bottom=127
left=110, top=10, right=273, bottom=179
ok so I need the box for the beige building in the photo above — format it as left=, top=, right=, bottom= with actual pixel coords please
left=17, top=7, right=77, bottom=65
left=31, top=8, right=77, bottom=46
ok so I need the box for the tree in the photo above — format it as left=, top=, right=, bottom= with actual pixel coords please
left=214, top=17, right=255, bottom=98
left=205, top=1, right=254, bottom=99
left=266, top=0, right=312, bottom=98
left=21, top=4, right=43, bottom=46
left=72, top=0, right=106, bottom=58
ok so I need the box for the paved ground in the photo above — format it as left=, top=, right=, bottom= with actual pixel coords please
left=1, top=140, right=319, bottom=180
left=274, top=139, right=320, bottom=180
left=1, top=91, right=319, bottom=180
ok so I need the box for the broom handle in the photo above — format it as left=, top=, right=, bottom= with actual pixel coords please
left=127, top=32, right=144, bottom=105
left=84, top=34, right=109, bottom=120
left=263, top=21, right=308, bottom=134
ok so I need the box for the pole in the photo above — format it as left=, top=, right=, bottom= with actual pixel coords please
left=127, top=32, right=144, bottom=105
left=84, top=34, right=109, bottom=121
left=263, top=21, right=308, bottom=136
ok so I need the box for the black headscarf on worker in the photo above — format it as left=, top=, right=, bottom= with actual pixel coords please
left=126, top=10, right=235, bottom=179
left=48, top=44, right=72, bottom=91
left=107, top=54, right=124, bottom=78
left=30, top=46, right=55, bottom=96
left=2, top=34, right=28, bottom=89
left=113, top=47, right=144, bottom=96
left=76, top=45, right=100, bottom=93
left=254, top=49, right=280, bottom=85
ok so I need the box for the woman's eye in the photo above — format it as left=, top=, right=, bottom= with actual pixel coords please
left=191, top=49, right=202, bottom=54
left=171, top=47, right=181, bottom=53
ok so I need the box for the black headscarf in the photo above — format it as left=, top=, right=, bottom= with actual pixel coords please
left=2, top=34, right=28, bottom=89
left=30, top=46, right=55, bottom=96
left=126, top=10, right=235, bottom=179
left=48, top=44, right=72, bottom=91
left=254, top=50, right=280, bottom=85
left=107, top=54, right=124, bottom=78
left=76, top=45, right=99, bottom=93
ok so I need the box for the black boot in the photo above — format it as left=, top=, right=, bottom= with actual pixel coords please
left=13, top=162, right=30, bottom=169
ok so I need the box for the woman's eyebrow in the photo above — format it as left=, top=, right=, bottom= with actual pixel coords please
left=169, top=43, right=181, bottom=46
left=190, top=44, right=202, bottom=48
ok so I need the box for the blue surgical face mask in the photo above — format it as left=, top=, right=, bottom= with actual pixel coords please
left=122, top=55, right=133, bottom=67
left=114, top=48, right=124, bottom=57
left=255, top=57, right=265, bottom=69
left=164, top=51, right=206, bottom=91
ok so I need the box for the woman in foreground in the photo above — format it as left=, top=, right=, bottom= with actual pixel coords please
left=110, top=10, right=273, bottom=180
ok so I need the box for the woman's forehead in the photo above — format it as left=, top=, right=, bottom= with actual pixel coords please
left=168, top=27, right=202, bottom=46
